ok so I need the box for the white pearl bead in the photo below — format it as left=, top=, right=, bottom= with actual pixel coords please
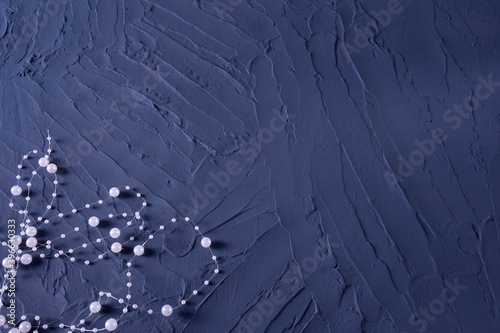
left=11, top=185, right=22, bottom=196
left=201, top=237, right=212, bottom=248
left=88, top=216, right=99, bottom=227
left=2, top=258, right=13, bottom=268
left=26, top=226, right=37, bottom=237
left=26, top=237, right=38, bottom=248
left=111, top=242, right=122, bottom=253
left=109, top=187, right=120, bottom=198
left=161, top=304, right=173, bottom=317
left=109, top=228, right=120, bottom=238
left=0, top=315, right=5, bottom=326
left=105, top=318, right=118, bottom=331
left=14, top=235, right=22, bottom=246
left=38, top=157, right=49, bottom=167
left=9, top=328, right=20, bottom=333
left=133, top=245, right=144, bottom=256
left=20, top=254, right=32, bottom=265
left=46, top=163, right=58, bottom=174
left=19, top=321, right=31, bottom=333
left=89, top=301, right=102, bottom=313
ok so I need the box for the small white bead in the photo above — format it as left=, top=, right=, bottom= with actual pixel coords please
left=44, top=219, right=49, bottom=224
left=74, top=227, right=79, bottom=231
left=16, top=175, right=21, bottom=179
left=184, top=217, right=190, bottom=221
left=127, top=262, right=132, bottom=267
left=212, top=256, right=217, bottom=261
left=127, top=282, right=132, bottom=287
left=54, top=254, right=59, bottom=258
left=148, top=309, right=153, bottom=314
left=98, top=200, right=103, bottom=204
left=160, top=225, right=165, bottom=230
left=96, top=238, right=102, bottom=243
left=108, top=214, right=113, bottom=218
left=193, top=290, right=198, bottom=295
left=214, top=269, right=219, bottom=274
left=181, top=300, right=186, bottom=305
left=122, top=213, right=127, bottom=217
left=136, top=193, right=141, bottom=197
left=98, top=255, right=103, bottom=259
left=72, top=209, right=77, bottom=213
left=148, top=235, right=153, bottom=239
left=27, top=182, right=32, bottom=187
left=60, top=234, right=66, bottom=238
left=171, top=218, right=176, bottom=223
left=194, top=226, right=199, bottom=231
left=85, top=204, right=90, bottom=208
left=32, top=170, right=37, bottom=175
left=119, top=298, right=124, bottom=304
left=53, top=180, right=58, bottom=184
left=85, top=260, right=90, bottom=265
left=47, top=205, right=52, bottom=209
left=82, top=243, right=87, bottom=248
left=204, top=280, right=209, bottom=285
left=9, top=203, right=14, bottom=207
left=125, top=186, right=130, bottom=190
left=58, top=213, right=63, bottom=217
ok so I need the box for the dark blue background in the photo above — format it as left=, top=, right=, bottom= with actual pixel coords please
left=0, top=0, right=499, bottom=332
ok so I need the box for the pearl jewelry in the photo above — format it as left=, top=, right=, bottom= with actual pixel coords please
left=109, top=187, right=120, bottom=197
left=2, top=257, right=13, bottom=269
left=2, top=133, right=222, bottom=332
left=133, top=245, right=145, bottom=256
left=14, top=235, right=22, bottom=246
left=161, top=305, right=173, bottom=317
left=11, top=185, right=22, bottom=196
left=26, top=226, right=37, bottom=237
left=18, top=321, right=32, bottom=333
left=201, top=237, right=212, bottom=248
left=26, top=237, right=38, bottom=248
left=111, top=242, right=122, bottom=253
left=38, top=157, right=49, bottom=167
left=21, top=254, right=32, bottom=265
left=109, top=228, right=121, bottom=238
left=89, top=301, right=102, bottom=313
left=105, top=318, right=118, bottom=331
left=46, top=163, right=58, bottom=174
left=88, top=216, right=100, bottom=227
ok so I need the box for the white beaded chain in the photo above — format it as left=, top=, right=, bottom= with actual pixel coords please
left=0, top=131, right=220, bottom=332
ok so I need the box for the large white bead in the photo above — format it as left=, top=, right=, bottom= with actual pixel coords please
left=14, top=235, right=22, bottom=246
left=111, top=242, right=122, bottom=253
left=26, top=237, right=37, bottom=248
left=89, top=301, right=102, bottom=313
left=2, top=257, right=13, bottom=268
left=109, top=228, right=121, bottom=239
left=11, top=185, right=22, bottom=196
left=38, top=157, right=49, bottom=167
left=18, top=321, right=31, bottom=333
left=133, top=245, right=144, bottom=256
left=161, top=304, right=173, bottom=317
left=201, top=237, right=212, bottom=248
left=26, top=226, right=37, bottom=237
left=0, top=315, right=5, bottom=326
left=105, top=318, right=118, bottom=331
left=88, top=216, right=100, bottom=227
left=20, top=254, right=32, bottom=265
left=109, top=187, right=120, bottom=198
left=8, top=328, right=20, bottom=333
left=46, top=163, right=58, bottom=174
